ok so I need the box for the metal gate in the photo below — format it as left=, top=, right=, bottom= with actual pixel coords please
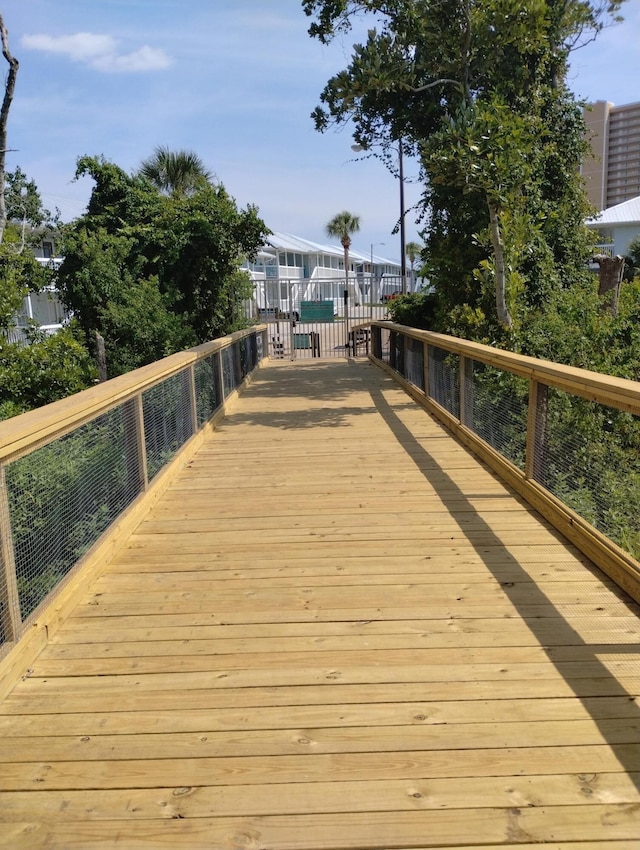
left=248, top=278, right=397, bottom=360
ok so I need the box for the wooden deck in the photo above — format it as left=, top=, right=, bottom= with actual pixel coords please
left=1, top=358, right=639, bottom=849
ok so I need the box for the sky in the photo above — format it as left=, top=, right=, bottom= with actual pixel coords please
left=4, top=0, right=640, bottom=264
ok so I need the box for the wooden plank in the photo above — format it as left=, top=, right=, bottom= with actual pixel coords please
left=1, top=773, right=638, bottom=821
left=1, top=804, right=640, bottom=849
left=1, top=745, right=638, bottom=792
left=4, top=678, right=638, bottom=714
left=2, top=697, right=639, bottom=737
left=48, top=615, right=640, bottom=647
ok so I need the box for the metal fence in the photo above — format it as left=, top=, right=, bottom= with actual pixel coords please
left=246, top=277, right=396, bottom=359
left=371, top=322, right=640, bottom=600
left=0, top=326, right=267, bottom=649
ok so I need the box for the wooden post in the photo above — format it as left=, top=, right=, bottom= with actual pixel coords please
left=217, top=349, right=227, bottom=401
left=423, top=342, right=430, bottom=400
left=186, top=364, right=198, bottom=437
left=95, top=332, right=108, bottom=383
left=459, top=355, right=474, bottom=428
left=0, top=464, right=21, bottom=642
left=525, top=380, right=549, bottom=485
left=123, top=396, right=148, bottom=495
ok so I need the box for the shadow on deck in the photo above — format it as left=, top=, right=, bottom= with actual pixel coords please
left=0, top=359, right=639, bottom=849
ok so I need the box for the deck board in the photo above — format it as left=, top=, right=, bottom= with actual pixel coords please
left=0, top=358, right=638, bottom=849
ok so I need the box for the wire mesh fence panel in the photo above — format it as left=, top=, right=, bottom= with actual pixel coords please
left=221, top=345, right=237, bottom=396
left=428, top=345, right=460, bottom=419
left=4, top=405, right=141, bottom=623
left=254, top=278, right=393, bottom=359
left=404, top=336, right=425, bottom=391
left=467, top=361, right=528, bottom=471
left=143, top=370, right=194, bottom=481
left=538, top=389, right=640, bottom=560
left=194, top=353, right=220, bottom=427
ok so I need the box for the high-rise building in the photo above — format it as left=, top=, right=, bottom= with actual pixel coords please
left=582, top=100, right=640, bottom=211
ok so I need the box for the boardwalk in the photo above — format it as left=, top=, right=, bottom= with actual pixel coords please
left=1, top=358, right=639, bottom=849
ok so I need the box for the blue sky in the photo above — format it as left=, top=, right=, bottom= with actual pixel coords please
left=4, top=1, right=640, bottom=262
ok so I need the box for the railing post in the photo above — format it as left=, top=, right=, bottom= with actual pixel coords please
left=0, top=464, right=21, bottom=642
left=423, top=342, right=430, bottom=400
left=234, top=342, right=243, bottom=387
left=123, top=395, right=148, bottom=494
left=372, top=325, right=382, bottom=360
left=459, top=355, right=474, bottom=428
left=186, top=364, right=198, bottom=436
left=217, top=349, right=227, bottom=401
left=526, top=380, right=549, bottom=484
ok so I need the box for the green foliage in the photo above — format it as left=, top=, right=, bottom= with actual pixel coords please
left=6, top=408, right=135, bottom=618
left=305, top=0, right=621, bottom=335
left=5, top=166, right=60, bottom=240
left=139, top=146, right=214, bottom=197
left=0, top=323, right=97, bottom=419
left=325, top=210, right=361, bottom=247
left=386, top=290, right=439, bottom=329
left=57, top=155, right=270, bottom=376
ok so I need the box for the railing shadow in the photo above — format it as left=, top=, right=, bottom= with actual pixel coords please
left=368, top=384, right=640, bottom=790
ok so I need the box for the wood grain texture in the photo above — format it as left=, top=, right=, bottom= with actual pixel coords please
left=0, top=358, right=638, bottom=849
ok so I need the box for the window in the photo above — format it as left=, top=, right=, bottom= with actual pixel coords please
left=42, top=241, right=53, bottom=259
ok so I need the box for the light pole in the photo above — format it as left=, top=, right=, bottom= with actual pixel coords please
left=351, top=141, right=407, bottom=293
left=398, top=141, right=407, bottom=294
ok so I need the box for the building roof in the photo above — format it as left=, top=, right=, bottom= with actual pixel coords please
left=267, top=231, right=400, bottom=266
left=587, top=195, right=640, bottom=227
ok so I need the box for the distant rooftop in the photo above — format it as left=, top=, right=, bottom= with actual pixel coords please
left=267, top=231, right=400, bottom=266
left=587, top=195, right=640, bottom=227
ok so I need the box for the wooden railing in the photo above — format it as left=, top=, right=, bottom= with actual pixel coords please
left=370, top=321, right=640, bottom=603
left=0, top=325, right=268, bottom=665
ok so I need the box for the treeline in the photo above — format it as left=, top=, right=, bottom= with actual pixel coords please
left=0, top=150, right=269, bottom=419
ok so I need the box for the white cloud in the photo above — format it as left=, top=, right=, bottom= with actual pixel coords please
left=21, top=32, right=172, bottom=73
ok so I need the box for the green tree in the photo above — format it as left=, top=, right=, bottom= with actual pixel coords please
left=139, top=146, right=214, bottom=197
left=0, top=13, right=19, bottom=245
left=58, top=155, right=269, bottom=376
left=405, top=240, right=422, bottom=283
left=0, top=325, right=97, bottom=419
left=304, top=0, right=624, bottom=340
left=326, top=210, right=361, bottom=288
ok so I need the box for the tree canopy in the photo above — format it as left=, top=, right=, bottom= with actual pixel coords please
left=139, top=146, right=215, bottom=197
left=304, top=0, right=626, bottom=342
left=57, top=155, right=269, bottom=377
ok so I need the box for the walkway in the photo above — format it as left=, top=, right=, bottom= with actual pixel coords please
left=1, top=359, right=639, bottom=849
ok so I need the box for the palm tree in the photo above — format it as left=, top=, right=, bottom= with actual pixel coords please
left=326, top=211, right=360, bottom=349
left=139, top=146, right=214, bottom=197
left=326, top=210, right=361, bottom=285
left=405, top=241, right=423, bottom=288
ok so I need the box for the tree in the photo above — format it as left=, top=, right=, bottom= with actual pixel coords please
left=139, top=146, right=214, bottom=197
left=304, top=0, right=626, bottom=339
left=5, top=167, right=60, bottom=253
left=326, top=210, right=361, bottom=288
left=0, top=13, right=18, bottom=245
left=58, top=155, right=269, bottom=376
left=405, top=240, right=422, bottom=283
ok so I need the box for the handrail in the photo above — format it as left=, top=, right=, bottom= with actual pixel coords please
left=369, top=321, right=640, bottom=603
left=375, top=322, right=640, bottom=414
left=0, top=325, right=268, bottom=662
left=0, top=328, right=266, bottom=464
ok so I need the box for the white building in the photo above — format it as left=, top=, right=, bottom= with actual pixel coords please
left=243, top=231, right=408, bottom=317
left=586, top=195, right=640, bottom=258
left=6, top=234, right=69, bottom=343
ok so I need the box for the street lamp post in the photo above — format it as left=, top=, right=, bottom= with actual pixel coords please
left=398, top=141, right=407, bottom=294
left=352, top=141, right=407, bottom=293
